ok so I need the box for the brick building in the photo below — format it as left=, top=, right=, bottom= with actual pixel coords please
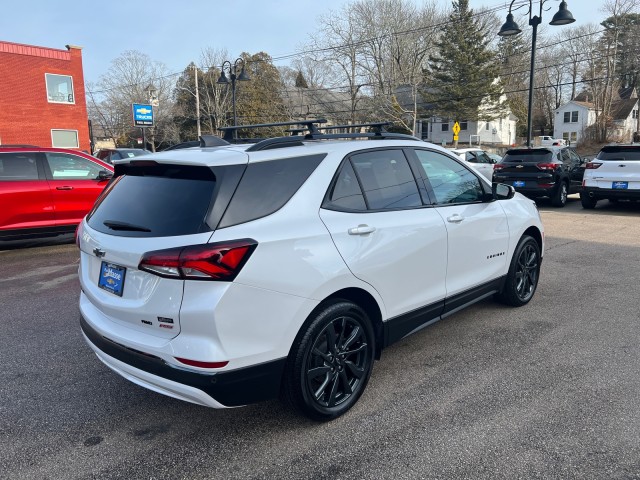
left=0, top=41, right=90, bottom=151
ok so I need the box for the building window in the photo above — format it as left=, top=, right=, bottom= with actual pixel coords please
left=442, top=123, right=449, bottom=132
left=51, top=129, right=79, bottom=148
left=633, top=109, right=638, bottom=119
left=460, top=121, right=468, bottom=131
left=570, top=132, right=577, bottom=142
left=485, top=122, right=490, bottom=130
left=564, top=111, right=578, bottom=123
left=45, top=74, right=75, bottom=104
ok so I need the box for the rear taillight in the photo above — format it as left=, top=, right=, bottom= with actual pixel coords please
left=493, top=164, right=505, bottom=170
left=139, top=239, right=257, bottom=281
left=536, top=163, right=558, bottom=171
left=585, top=162, right=602, bottom=169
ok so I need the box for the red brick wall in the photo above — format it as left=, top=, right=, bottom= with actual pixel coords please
left=0, top=42, right=90, bottom=152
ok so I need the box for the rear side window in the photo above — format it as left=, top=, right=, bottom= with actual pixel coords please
left=0, top=152, right=39, bottom=180
left=597, top=147, right=640, bottom=160
left=87, top=164, right=218, bottom=237
left=324, top=161, right=367, bottom=211
left=219, top=154, right=326, bottom=228
left=502, top=150, right=553, bottom=163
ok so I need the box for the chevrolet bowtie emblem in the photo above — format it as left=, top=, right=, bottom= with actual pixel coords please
left=93, top=248, right=106, bottom=258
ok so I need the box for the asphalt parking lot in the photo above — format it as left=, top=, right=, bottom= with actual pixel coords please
left=1, top=196, right=639, bottom=479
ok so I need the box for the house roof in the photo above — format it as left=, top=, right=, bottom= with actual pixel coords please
left=618, top=86, right=637, bottom=99
left=611, top=98, right=638, bottom=120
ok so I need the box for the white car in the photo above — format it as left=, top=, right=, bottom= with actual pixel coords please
left=450, top=148, right=496, bottom=181
left=77, top=121, right=544, bottom=420
left=581, top=144, right=640, bottom=208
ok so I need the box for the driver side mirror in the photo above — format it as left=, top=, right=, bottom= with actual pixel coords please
left=96, top=170, right=113, bottom=181
left=493, top=183, right=515, bottom=200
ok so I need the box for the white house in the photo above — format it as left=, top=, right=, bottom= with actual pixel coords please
left=554, top=88, right=639, bottom=144
left=553, top=101, right=595, bottom=145
left=418, top=114, right=518, bottom=146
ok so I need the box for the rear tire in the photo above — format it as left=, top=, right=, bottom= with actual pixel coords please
left=281, top=301, right=375, bottom=421
left=551, top=181, right=568, bottom=207
left=496, top=235, right=541, bottom=307
left=580, top=192, right=598, bottom=209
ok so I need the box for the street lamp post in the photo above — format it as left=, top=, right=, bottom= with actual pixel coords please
left=498, top=0, right=576, bottom=147
left=217, top=58, right=251, bottom=139
left=145, top=84, right=158, bottom=151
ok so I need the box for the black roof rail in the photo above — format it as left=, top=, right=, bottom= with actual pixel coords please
left=246, top=131, right=421, bottom=152
left=199, top=135, right=230, bottom=147
left=219, top=119, right=328, bottom=142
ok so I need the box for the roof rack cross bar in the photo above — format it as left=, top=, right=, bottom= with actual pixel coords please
left=219, top=119, right=327, bottom=141
left=317, top=122, right=392, bottom=133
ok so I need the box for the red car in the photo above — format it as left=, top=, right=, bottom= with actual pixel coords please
left=0, top=146, right=113, bottom=240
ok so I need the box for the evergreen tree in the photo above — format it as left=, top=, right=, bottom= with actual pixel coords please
left=295, top=70, right=309, bottom=89
left=601, top=13, right=640, bottom=90
left=423, top=0, right=507, bottom=127
left=235, top=52, right=289, bottom=137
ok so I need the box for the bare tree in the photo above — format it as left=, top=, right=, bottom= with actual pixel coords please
left=90, top=51, right=176, bottom=150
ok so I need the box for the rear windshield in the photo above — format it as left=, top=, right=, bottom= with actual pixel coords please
left=596, top=146, right=640, bottom=161
left=502, top=150, right=553, bottom=163
left=87, top=164, right=218, bottom=237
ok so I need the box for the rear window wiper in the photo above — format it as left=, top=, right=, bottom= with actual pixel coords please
left=103, top=220, right=151, bottom=232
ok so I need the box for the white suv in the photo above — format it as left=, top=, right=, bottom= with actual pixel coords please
left=77, top=120, right=544, bottom=421
left=581, top=144, right=640, bottom=208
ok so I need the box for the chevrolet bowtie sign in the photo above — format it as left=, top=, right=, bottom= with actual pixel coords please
left=132, top=103, right=154, bottom=127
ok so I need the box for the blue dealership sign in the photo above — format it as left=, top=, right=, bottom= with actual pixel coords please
left=132, top=103, right=154, bottom=127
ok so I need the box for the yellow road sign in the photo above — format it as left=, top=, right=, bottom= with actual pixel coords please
left=453, top=135, right=459, bottom=141
left=452, top=122, right=461, bottom=135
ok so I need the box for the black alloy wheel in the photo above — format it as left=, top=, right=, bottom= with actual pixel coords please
left=497, top=235, right=541, bottom=307
left=282, top=301, right=375, bottom=421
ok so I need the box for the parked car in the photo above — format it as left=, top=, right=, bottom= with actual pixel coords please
left=493, top=146, right=585, bottom=207
left=449, top=148, right=496, bottom=181
left=77, top=120, right=544, bottom=421
left=94, top=148, right=149, bottom=163
left=0, top=146, right=113, bottom=240
left=537, top=135, right=566, bottom=146
left=486, top=152, right=503, bottom=164
left=581, top=144, right=640, bottom=208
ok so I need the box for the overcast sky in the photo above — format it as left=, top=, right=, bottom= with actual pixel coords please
left=0, top=0, right=609, bottom=86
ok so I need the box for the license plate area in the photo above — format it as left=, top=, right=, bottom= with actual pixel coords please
left=612, top=181, right=628, bottom=189
left=513, top=180, right=525, bottom=187
left=98, top=262, right=126, bottom=297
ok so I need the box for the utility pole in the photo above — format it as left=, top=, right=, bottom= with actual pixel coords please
left=193, top=64, right=201, bottom=138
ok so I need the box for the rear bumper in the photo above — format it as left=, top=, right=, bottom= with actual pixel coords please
left=582, top=186, right=640, bottom=200
left=80, top=315, right=286, bottom=408
left=510, top=185, right=557, bottom=199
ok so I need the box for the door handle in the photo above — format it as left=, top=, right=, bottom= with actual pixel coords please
left=447, top=214, right=464, bottom=224
left=348, top=224, right=376, bottom=235
left=56, top=186, right=74, bottom=190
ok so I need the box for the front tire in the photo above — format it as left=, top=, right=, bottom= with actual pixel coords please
left=282, top=301, right=375, bottom=421
left=551, top=181, right=568, bottom=207
left=496, top=235, right=541, bottom=307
